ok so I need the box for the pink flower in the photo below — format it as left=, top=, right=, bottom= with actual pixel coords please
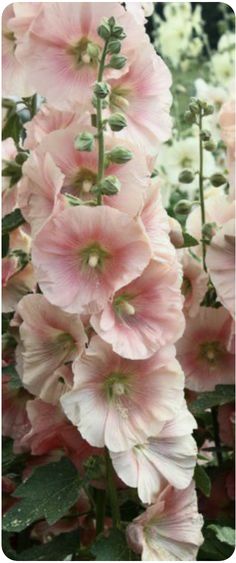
left=23, top=104, right=77, bottom=150
left=110, top=403, right=197, bottom=504
left=15, top=294, right=87, bottom=401
left=2, top=375, right=31, bottom=454
left=186, top=193, right=234, bottom=250
left=18, top=152, right=65, bottom=237
left=14, top=2, right=146, bottom=109
left=2, top=138, right=18, bottom=217
left=32, top=205, right=152, bottom=315
left=2, top=256, right=36, bottom=313
left=176, top=307, right=235, bottom=392
left=91, top=259, right=185, bottom=359
left=219, top=99, right=235, bottom=162
left=109, top=42, right=172, bottom=153
left=125, top=2, right=154, bottom=24
left=180, top=250, right=208, bottom=318
left=61, top=336, right=184, bottom=451
left=126, top=482, right=204, bottom=560
left=206, top=218, right=235, bottom=319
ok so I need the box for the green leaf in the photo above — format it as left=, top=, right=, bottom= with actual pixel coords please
left=208, top=525, right=235, bottom=546
left=2, top=112, right=22, bottom=144
left=91, top=529, right=130, bottom=561
left=194, top=464, right=211, bottom=497
left=190, top=385, right=235, bottom=415
left=2, top=208, right=25, bottom=235
left=19, top=531, right=80, bottom=561
left=3, top=458, right=82, bottom=532
left=2, top=438, right=27, bottom=476
left=183, top=232, right=199, bottom=247
left=2, top=233, right=9, bottom=257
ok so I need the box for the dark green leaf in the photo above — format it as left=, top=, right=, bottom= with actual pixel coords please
left=190, top=385, right=235, bottom=415
left=2, top=208, right=25, bottom=235
left=183, top=232, right=199, bottom=247
left=19, top=531, right=80, bottom=561
left=194, top=464, right=211, bottom=497
left=2, top=438, right=27, bottom=476
left=208, top=525, right=235, bottom=546
left=3, top=458, right=82, bottom=532
left=91, top=529, right=130, bottom=561
left=2, top=233, right=9, bottom=257
left=2, top=112, right=22, bottom=144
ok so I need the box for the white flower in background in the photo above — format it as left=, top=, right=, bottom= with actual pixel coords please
left=212, top=33, right=235, bottom=87
left=163, top=2, right=192, bottom=20
left=218, top=31, right=235, bottom=53
left=195, top=78, right=228, bottom=139
left=156, top=137, right=215, bottom=205
left=188, top=37, right=203, bottom=58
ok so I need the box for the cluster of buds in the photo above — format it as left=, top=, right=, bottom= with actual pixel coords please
left=184, top=97, right=214, bottom=125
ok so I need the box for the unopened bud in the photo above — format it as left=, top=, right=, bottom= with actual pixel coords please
left=108, top=146, right=133, bottom=164
left=184, top=110, right=196, bottom=124
left=189, top=101, right=199, bottom=114
left=98, top=20, right=111, bottom=41
left=210, top=173, right=227, bottom=187
left=174, top=199, right=192, bottom=215
left=74, top=132, right=94, bottom=152
left=99, top=175, right=121, bottom=195
left=108, top=112, right=127, bottom=131
left=111, top=25, right=126, bottom=39
left=93, top=81, right=110, bottom=99
left=109, top=55, right=127, bottom=70
left=202, top=222, right=217, bottom=241
left=200, top=130, right=211, bottom=141
left=178, top=169, right=194, bottom=183
left=204, top=140, right=216, bottom=152
left=203, top=104, right=214, bottom=116
left=107, top=39, right=121, bottom=54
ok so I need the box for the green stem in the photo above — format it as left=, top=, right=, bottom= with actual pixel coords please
left=105, top=448, right=121, bottom=529
left=198, top=110, right=207, bottom=272
left=96, top=40, right=109, bottom=205
left=95, top=488, right=106, bottom=535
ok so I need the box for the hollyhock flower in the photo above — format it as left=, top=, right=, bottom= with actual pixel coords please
left=91, top=259, right=185, bottom=360
left=109, top=42, right=172, bottom=153
left=126, top=481, right=204, bottom=560
left=23, top=104, right=77, bottom=150
left=218, top=403, right=235, bottom=448
left=14, top=2, right=146, bottom=109
left=18, top=151, right=65, bottom=238
left=176, top=307, right=235, bottom=392
left=2, top=4, right=35, bottom=96
left=110, top=403, right=197, bottom=504
left=2, top=256, right=36, bottom=313
left=180, top=250, right=208, bottom=317
left=206, top=218, right=235, bottom=319
left=15, top=293, right=87, bottom=400
left=2, top=375, right=31, bottom=453
left=61, top=336, right=184, bottom=451
left=32, top=205, right=152, bottom=315
left=125, top=2, right=154, bottom=24
left=7, top=2, right=42, bottom=40
left=2, top=137, right=18, bottom=217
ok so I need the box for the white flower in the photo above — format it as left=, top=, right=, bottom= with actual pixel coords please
left=212, top=51, right=235, bottom=85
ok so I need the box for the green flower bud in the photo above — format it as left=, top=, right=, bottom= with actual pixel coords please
left=202, top=222, right=217, bottom=241
left=174, top=199, right=193, bottom=215
left=74, top=132, right=94, bottom=152
left=15, top=152, right=28, bottom=165
left=203, top=104, right=214, bottom=116
left=98, top=20, right=111, bottom=40
left=99, top=175, right=121, bottom=195
left=210, top=173, right=227, bottom=187
left=93, top=81, right=110, bottom=99
left=108, top=146, right=133, bottom=164
left=111, top=25, right=126, bottom=39
left=184, top=110, right=196, bottom=124
left=108, top=16, right=115, bottom=28
left=87, top=42, right=100, bottom=59
left=108, top=112, right=127, bottom=131
left=189, top=101, right=199, bottom=114
left=200, top=129, right=211, bottom=141
left=109, top=54, right=127, bottom=70
left=178, top=169, right=195, bottom=183
left=204, top=140, right=216, bottom=152
left=107, top=39, right=121, bottom=54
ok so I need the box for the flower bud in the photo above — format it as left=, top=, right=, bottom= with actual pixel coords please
left=203, top=104, right=214, bottom=116
left=111, top=25, right=126, bottom=39
left=107, top=39, right=121, bottom=54
left=99, top=175, right=121, bottom=195
left=108, top=16, right=115, bottom=28
left=87, top=42, right=100, bottom=59
left=184, top=110, right=196, bottom=124
left=98, top=20, right=111, bottom=41
left=202, top=222, right=217, bottom=241
left=204, top=140, right=216, bottom=152
left=93, top=81, right=110, bottom=99
left=109, top=55, right=127, bottom=70
left=210, top=173, right=227, bottom=187
left=174, top=199, right=192, bottom=215
left=74, top=132, right=94, bottom=152
left=189, top=101, right=199, bottom=114
left=178, top=169, right=194, bottom=183
left=108, top=146, right=133, bottom=164
left=108, top=112, right=127, bottom=131
left=200, top=129, right=211, bottom=141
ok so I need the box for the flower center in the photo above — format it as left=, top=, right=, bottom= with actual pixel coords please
left=80, top=243, right=111, bottom=271
left=181, top=276, right=192, bottom=296
left=113, top=293, right=136, bottom=317
left=67, top=37, right=100, bottom=68
left=180, top=157, right=192, bottom=168
left=199, top=341, right=225, bottom=366
left=110, top=86, right=131, bottom=112
left=56, top=332, right=75, bottom=354
left=67, top=168, right=97, bottom=198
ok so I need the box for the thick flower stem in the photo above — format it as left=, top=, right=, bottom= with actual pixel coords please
left=105, top=448, right=121, bottom=529
left=96, top=41, right=109, bottom=205
left=198, top=110, right=207, bottom=272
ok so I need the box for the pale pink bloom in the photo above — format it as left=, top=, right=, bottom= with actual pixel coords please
left=23, top=104, right=77, bottom=150
left=2, top=256, right=36, bottom=313
left=18, top=152, right=65, bottom=237
left=91, top=259, right=185, bottom=360
left=181, top=250, right=208, bottom=318
left=168, top=216, right=184, bottom=249
left=15, top=2, right=145, bottom=109
left=109, top=42, right=172, bottom=153
left=7, top=2, right=42, bottom=39
left=176, top=307, right=235, bottom=392
left=125, top=2, right=154, bottom=24
left=2, top=374, right=31, bottom=453
left=15, top=294, right=87, bottom=400
left=2, top=138, right=18, bottom=217
left=218, top=403, right=235, bottom=448
left=110, top=403, right=197, bottom=504
left=2, top=4, right=35, bottom=96
left=126, top=481, right=204, bottom=560
left=32, top=205, right=152, bottom=315
left=186, top=193, right=234, bottom=249
left=61, top=336, right=184, bottom=451
left=140, top=179, right=177, bottom=265
left=206, top=218, right=235, bottom=319
left=21, top=121, right=148, bottom=224
left=219, top=99, right=235, bottom=161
